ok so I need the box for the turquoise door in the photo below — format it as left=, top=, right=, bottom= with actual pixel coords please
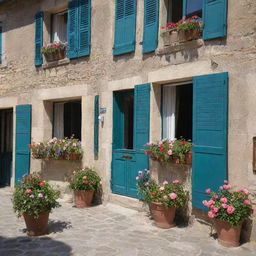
left=192, top=72, right=228, bottom=209
left=0, top=109, right=13, bottom=187
left=112, top=84, right=150, bottom=198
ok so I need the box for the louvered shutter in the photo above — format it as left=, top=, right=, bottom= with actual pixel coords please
left=34, top=12, right=43, bottom=66
left=113, top=0, right=136, bottom=55
left=77, top=0, right=91, bottom=57
left=142, top=0, right=159, bottom=53
left=68, top=0, right=78, bottom=58
left=15, top=105, right=32, bottom=183
left=94, top=95, right=99, bottom=154
left=134, top=83, right=150, bottom=149
left=203, top=0, right=227, bottom=40
left=0, top=25, right=2, bottom=64
left=192, top=72, right=228, bottom=209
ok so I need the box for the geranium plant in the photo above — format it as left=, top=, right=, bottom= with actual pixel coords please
left=136, top=170, right=188, bottom=208
left=172, top=138, right=192, bottom=163
left=13, top=173, right=60, bottom=218
left=203, top=180, right=254, bottom=226
left=29, top=142, right=47, bottom=159
left=69, top=168, right=101, bottom=191
left=41, top=41, right=67, bottom=54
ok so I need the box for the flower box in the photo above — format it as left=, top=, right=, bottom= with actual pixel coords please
left=41, top=41, right=67, bottom=63
left=44, top=48, right=66, bottom=62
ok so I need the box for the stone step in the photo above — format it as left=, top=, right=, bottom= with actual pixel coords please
left=108, top=193, right=149, bottom=212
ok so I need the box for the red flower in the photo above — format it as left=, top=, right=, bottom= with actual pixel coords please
left=182, top=140, right=187, bottom=144
left=39, top=181, right=45, bottom=186
left=152, top=192, right=155, bottom=196
left=83, top=180, right=89, bottom=184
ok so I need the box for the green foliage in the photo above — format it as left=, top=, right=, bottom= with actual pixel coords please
left=13, top=173, right=60, bottom=219
left=69, top=168, right=101, bottom=191
left=136, top=170, right=189, bottom=208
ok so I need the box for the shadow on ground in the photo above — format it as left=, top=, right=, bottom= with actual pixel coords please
left=0, top=236, right=72, bottom=256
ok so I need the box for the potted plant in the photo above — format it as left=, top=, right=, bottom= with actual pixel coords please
left=41, top=41, right=67, bottom=62
left=64, top=138, right=83, bottom=160
left=203, top=181, right=254, bottom=247
left=144, top=139, right=175, bottom=163
left=172, top=138, right=192, bottom=164
left=136, top=170, right=188, bottom=228
left=69, top=167, right=101, bottom=208
left=161, top=16, right=202, bottom=46
left=29, top=142, right=47, bottom=159
left=12, top=173, right=60, bottom=236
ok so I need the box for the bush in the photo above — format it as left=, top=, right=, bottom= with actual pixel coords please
left=13, top=173, right=60, bottom=218
left=69, top=167, right=101, bottom=191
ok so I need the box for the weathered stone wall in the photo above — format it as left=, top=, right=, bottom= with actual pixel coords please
left=0, top=0, right=256, bottom=240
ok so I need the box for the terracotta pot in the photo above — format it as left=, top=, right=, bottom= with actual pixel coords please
left=73, top=190, right=94, bottom=208
left=178, top=29, right=201, bottom=42
left=23, top=211, right=49, bottom=236
left=185, top=151, right=192, bottom=165
left=215, top=219, right=242, bottom=247
left=172, top=156, right=180, bottom=164
left=150, top=202, right=176, bottom=229
left=44, top=48, right=66, bottom=62
left=68, top=153, right=81, bottom=161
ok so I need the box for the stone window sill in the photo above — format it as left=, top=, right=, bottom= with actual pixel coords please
left=42, top=58, right=70, bottom=69
left=156, top=39, right=203, bottom=55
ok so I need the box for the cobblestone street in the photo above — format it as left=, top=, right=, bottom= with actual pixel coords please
left=0, top=188, right=256, bottom=256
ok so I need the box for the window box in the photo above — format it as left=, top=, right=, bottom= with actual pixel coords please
left=44, top=48, right=66, bottom=62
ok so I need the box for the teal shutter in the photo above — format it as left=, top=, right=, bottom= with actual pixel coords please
left=94, top=95, right=99, bottom=154
left=34, top=12, right=43, bottom=66
left=77, top=0, right=91, bottom=57
left=142, top=0, right=159, bottom=53
left=203, top=0, right=227, bottom=40
left=113, top=0, right=137, bottom=55
left=68, top=0, right=78, bottom=58
left=192, top=72, right=228, bottom=209
left=134, top=83, right=150, bottom=149
left=15, top=105, right=32, bottom=184
left=0, top=25, right=2, bottom=64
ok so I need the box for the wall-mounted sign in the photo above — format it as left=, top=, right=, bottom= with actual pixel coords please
left=100, top=108, right=106, bottom=114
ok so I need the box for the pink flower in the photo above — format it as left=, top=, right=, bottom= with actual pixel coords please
left=208, top=199, right=214, bottom=206
left=227, top=205, right=235, bottom=214
left=238, top=188, right=249, bottom=195
left=163, top=181, right=168, bottom=185
left=38, top=193, right=43, bottom=198
left=144, top=182, right=149, bottom=186
left=224, top=180, right=228, bottom=184
left=138, top=170, right=143, bottom=175
left=169, top=193, right=178, bottom=200
left=25, top=189, right=32, bottom=194
left=212, top=195, right=218, bottom=200
left=205, top=188, right=211, bottom=194
left=159, top=186, right=165, bottom=191
left=172, top=180, right=180, bottom=184
left=146, top=170, right=150, bottom=174
left=212, top=206, right=219, bottom=213
left=222, top=203, right=228, bottom=209
left=167, top=150, right=173, bottom=156
left=163, top=195, right=168, bottom=200
left=202, top=200, right=209, bottom=207
left=220, top=197, right=228, bottom=203
left=244, top=200, right=251, bottom=205
left=223, top=184, right=231, bottom=190
left=208, top=211, right=216, bottom=218
left=219, top=186, right=223, bottom=190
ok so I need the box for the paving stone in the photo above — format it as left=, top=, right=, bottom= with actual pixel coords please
left=1, top=188, right=256, bottom=256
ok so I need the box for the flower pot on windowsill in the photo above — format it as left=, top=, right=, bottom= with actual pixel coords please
left=178, top=29, right=201, bottom=42
left=162, top=29, right=179, bottom=46
left=66, top=153, right=82, bottom=161
left=185, top=151, right=192, bottom=165
left=150, top=202, right=176, bottom=229
left=44, top=48, right=66, bottom=62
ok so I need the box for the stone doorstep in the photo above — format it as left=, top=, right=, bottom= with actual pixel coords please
left=108, top=193, right=148, bottom=212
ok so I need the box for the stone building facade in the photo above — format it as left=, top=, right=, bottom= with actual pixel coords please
left=0, top=0, right=256, bottom=240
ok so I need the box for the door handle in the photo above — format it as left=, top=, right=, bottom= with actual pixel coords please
left=122, top=155, right=132, bottom=159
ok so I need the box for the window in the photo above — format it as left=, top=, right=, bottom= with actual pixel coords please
left=53, top=100, right=81, bottom=140
left=162, top=83, right=192, bottom=140
left=51, top=11, right=67, bottom=42
left=167, top=0, right=202, bottom=22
